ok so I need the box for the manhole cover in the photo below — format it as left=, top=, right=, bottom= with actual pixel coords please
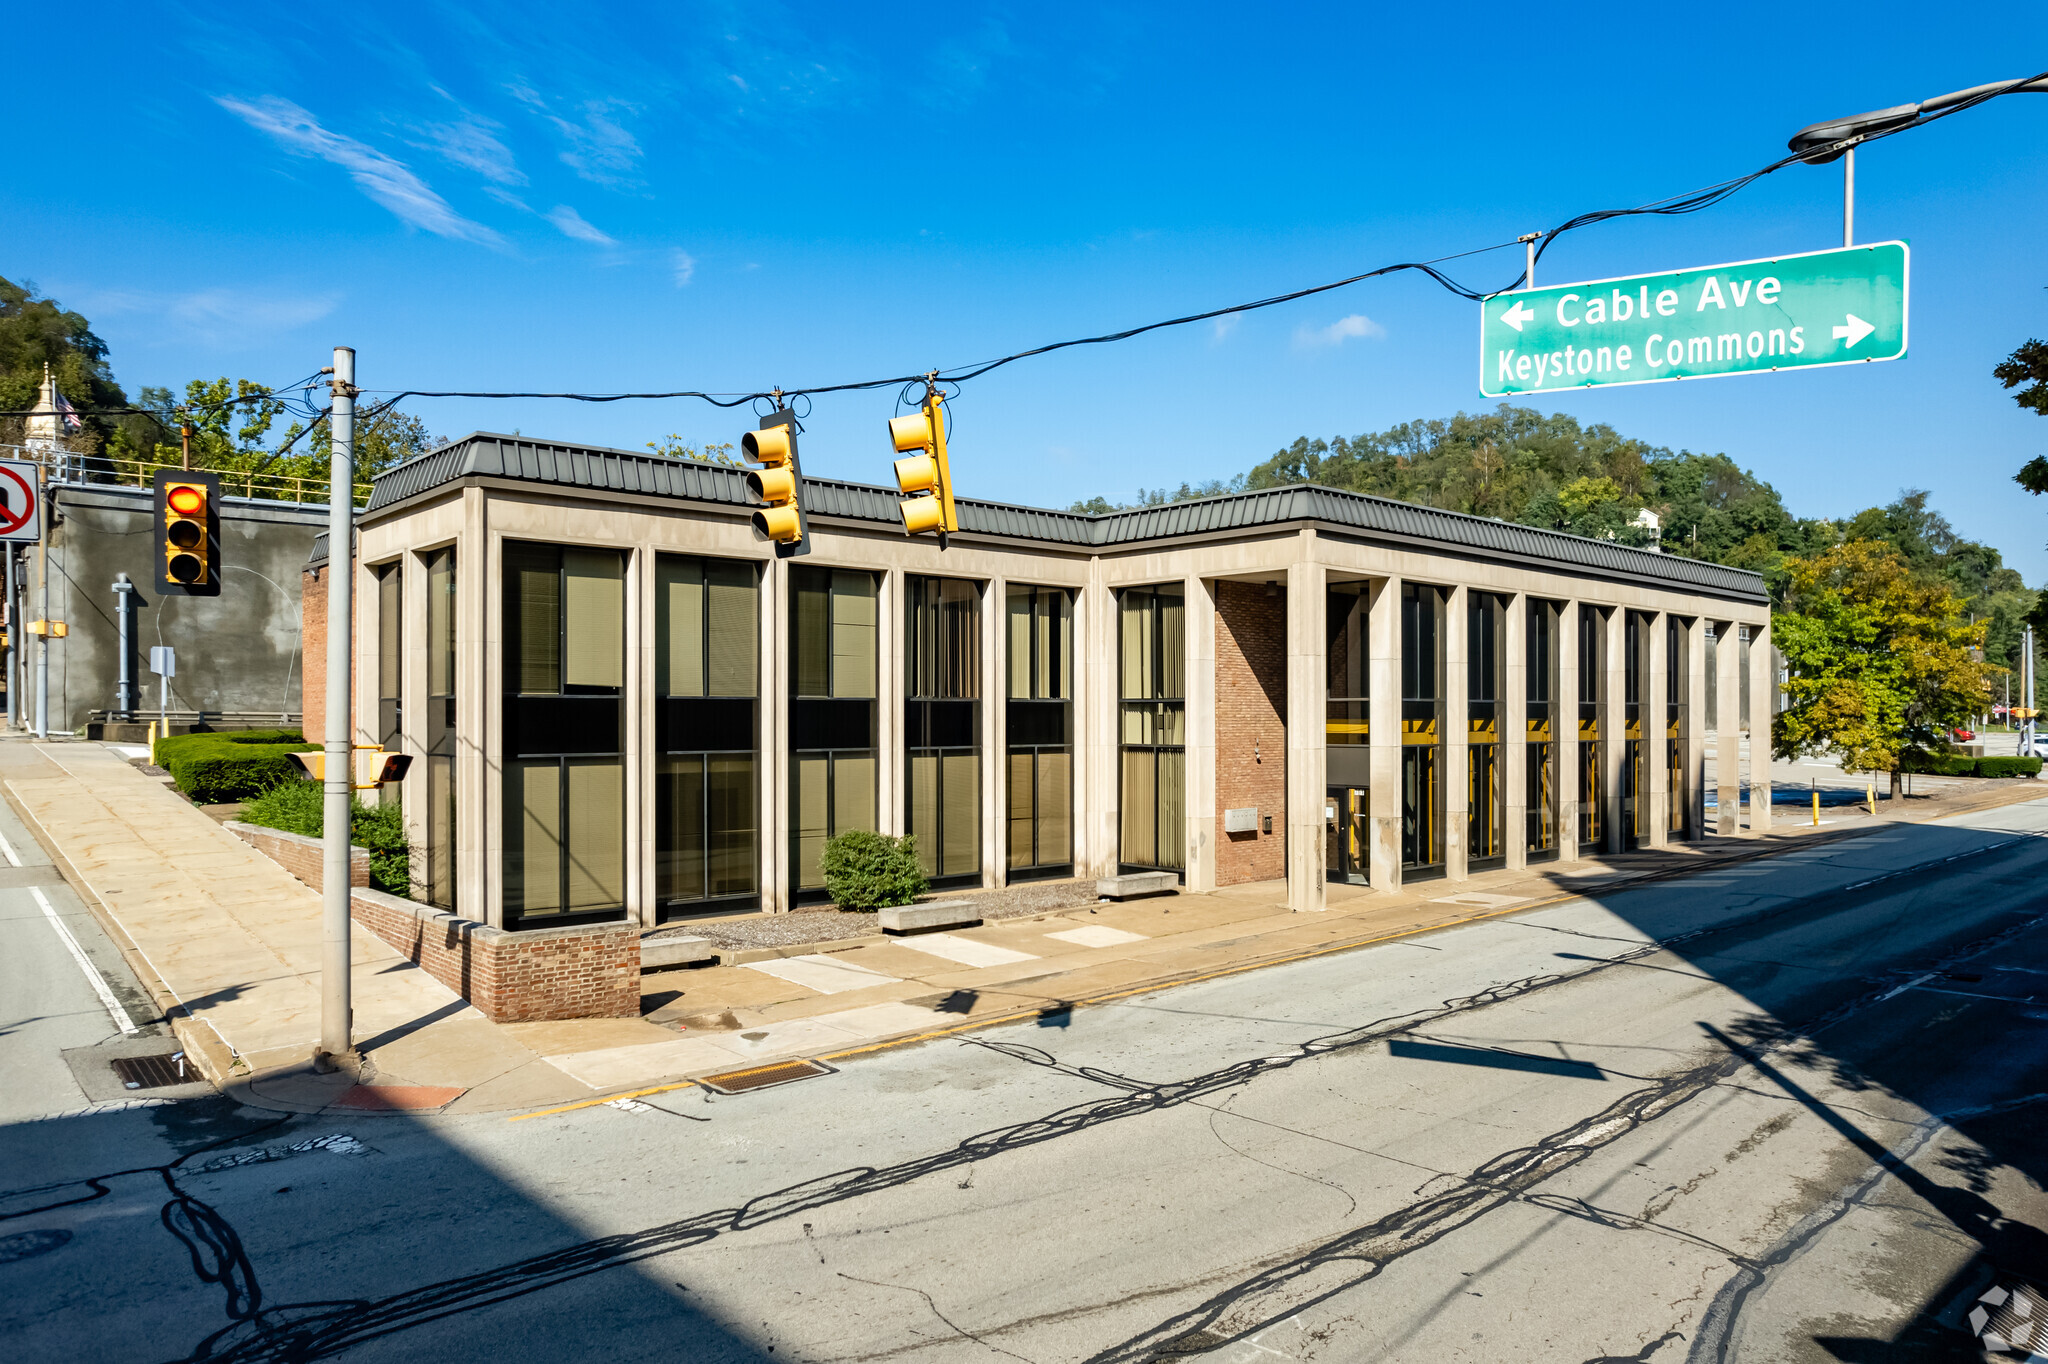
left=111, top=1052, right=191, bottom=1090
left=700, top=1059, right=834, bottom=1095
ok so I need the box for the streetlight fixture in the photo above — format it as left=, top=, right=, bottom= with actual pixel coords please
left=1788, top=77, right=2048, bottom=247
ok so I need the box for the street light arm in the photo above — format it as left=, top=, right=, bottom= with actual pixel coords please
left=1790, top=75, right=2048, bottom=163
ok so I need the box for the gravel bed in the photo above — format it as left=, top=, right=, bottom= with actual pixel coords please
left=647, top=876, right=1105, bottom=948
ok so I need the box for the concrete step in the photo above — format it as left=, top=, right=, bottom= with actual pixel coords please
left=880, top=900, right=982, bottom=933
left=1097, top=872, right=1178, bottom=901
left=641, top=936, right=718, bottom=970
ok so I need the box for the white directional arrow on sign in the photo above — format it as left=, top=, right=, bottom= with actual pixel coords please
left=1498, top=300, right=1536, bottom=333
left=1832, top=314, right=1876, bottom=349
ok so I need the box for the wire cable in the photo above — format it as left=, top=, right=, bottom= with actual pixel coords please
left=11, top=72, right=2045, bottom=425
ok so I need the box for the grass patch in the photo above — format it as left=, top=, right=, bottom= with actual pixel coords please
left=239, top=778, right=413, bottom=898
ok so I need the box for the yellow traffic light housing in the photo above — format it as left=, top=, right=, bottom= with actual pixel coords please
left=741, top=410, right=811, bottom=558
left=891, top=390, right=957, bottom=542
left=153, top=468, right=221, bottom=596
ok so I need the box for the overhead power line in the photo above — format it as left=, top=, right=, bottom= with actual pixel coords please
left=11, top=70, right=2046, bottom=423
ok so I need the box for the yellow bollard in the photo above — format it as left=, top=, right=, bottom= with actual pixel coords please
left=148, top=719, right=158, bottom=768
left=1812, top=788, right=1820, bottom=827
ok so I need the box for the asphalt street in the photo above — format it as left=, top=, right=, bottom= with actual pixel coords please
left=6, top=800, right=2048, bottom=1363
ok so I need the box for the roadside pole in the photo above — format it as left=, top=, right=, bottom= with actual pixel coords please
left=318, top=346, right=356, bottom=1069
left=35, top=521, right=50, bottom=739
left=5, top=547, right=15, bottom=729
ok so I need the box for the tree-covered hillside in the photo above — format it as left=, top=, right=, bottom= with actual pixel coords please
left=1073, top=403, right=2039, bottom=677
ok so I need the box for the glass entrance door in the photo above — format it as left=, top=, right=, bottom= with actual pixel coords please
left=1326, top=786, right=1368, bottom=885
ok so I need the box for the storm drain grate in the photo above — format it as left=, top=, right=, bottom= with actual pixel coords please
left=111, top=1052, right=191, bottom=1090
left=700, top=1059, right=834, bottom=1095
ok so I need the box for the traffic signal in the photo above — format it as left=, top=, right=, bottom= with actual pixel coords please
left=742, top=410, right=810, bottom=558
left=890, top=390, right=957, bottom=540
left=153, top=468, right=221, bottom=596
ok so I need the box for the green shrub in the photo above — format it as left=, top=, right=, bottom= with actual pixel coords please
left=1975, top=756, right=2043, bottom=779
left=819, top=830, right=928, bottom=910
left=155, top=728, right=317, bottom=803
left=1898, top=750, right=1976, bottom=777
left=239, top=778, right=413, bottom=898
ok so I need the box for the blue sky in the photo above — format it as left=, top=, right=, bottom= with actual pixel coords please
left=8, top=5, right=2047, bottom=575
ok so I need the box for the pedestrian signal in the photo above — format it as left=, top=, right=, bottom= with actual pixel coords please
left=891, top=389, right=956, bottom=541
left=742, top=411, right=810, bottom=558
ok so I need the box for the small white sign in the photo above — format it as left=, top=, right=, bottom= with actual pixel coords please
left=0, top=459, right=42, bottom=543
left=149, top=646, right=175, bottom=678
left=1223, top=807, right=1258, bottom=834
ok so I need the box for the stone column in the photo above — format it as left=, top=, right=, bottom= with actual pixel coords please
left=626, top=547, right=654, bottom=927
left=400, top=542, right=430, bottom=867
left=983, top=573, right=1006, bottom=891
left=878, top=567, right=904, bottom=837
left=1443, top=585, right=1470, bottom=882
left=1716, top=621, right=1740, bottom=836
left=464, top=486, right=496, bottom=927
left=1686, top=616, right=1708, bottom=841
left=1503, top=592, right=1528, bottom=871
left=1287, top=557, right=1328, bottom=911
left=760, top=554, right=790, bottom=913
left=1602, top=606, right=1627, bottom=855
left=1183, top=574, right=1218, bottom=892
left=1081, top=571, right=1119, bottom=878
left=1749, top=617, right=1775, bottom=833
left=1367, top=575, right=1402, bottom=889
left=1646, top=611, right=1669, bottom=849
left=1558, top=598, right=1581, bottom=863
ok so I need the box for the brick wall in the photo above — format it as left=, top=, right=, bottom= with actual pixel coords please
left=1215, top=581, right=1288, bottom=886
left=225, top=821, right=369, bottom=889
left=350, top=889, right=641, bottom=1023
left=301, top=564, right=328, bottom=743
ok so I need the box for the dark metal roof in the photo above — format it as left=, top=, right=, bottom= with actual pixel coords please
left=353, top=432, right=1766, bottom=600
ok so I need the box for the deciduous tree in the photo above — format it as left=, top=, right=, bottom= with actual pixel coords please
left=1773, top=540, right=1994, bottom=798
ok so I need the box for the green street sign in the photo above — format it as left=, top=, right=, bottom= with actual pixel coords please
left=1479, top=242, right=1908, bottom=397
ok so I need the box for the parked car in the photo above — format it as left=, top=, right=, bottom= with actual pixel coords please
left=1954, top=727, right=1976, bottom=743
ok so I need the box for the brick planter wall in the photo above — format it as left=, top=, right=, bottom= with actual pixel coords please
left=225, top=821, right=369, bottom=889
left=349, top=889, right=640, bottom=1022
left=1215, top=581, right=1288, bottom=886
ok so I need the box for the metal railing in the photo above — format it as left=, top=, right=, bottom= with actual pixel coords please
left=0, top=443, right=372, bottom=506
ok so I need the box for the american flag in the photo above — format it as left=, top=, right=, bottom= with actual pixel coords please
left=54, top=389, right=81, bottom=431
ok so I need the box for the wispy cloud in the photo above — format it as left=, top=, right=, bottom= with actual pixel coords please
left=671, top=250, right=696, bottom=287
left=217, top=95, right=503, bottom=246
left=1211, top=315, right=1240, bottom=343
left=546, top=205, right=616, bottom=245
left=415, top=108, right=525, bottom=185
left=511, top=85, right=644, bottom=186
left=85, top=286, right=341, bottom=343
left=1296, top=313, right=1387, bottom=349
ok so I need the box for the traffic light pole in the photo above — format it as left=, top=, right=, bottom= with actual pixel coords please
left=318, top=345, right=356, bottom=1069
left=35, top=532, right=50, bottom=739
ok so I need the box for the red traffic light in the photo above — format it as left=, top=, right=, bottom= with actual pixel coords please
left=167, top=485, right=205, bottom=516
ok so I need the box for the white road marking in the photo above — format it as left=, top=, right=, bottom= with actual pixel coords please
left=32, top=885, right=137, bottom=1035
left=1046, top=925, right=1148, bottom=948
left=892, top=933, right=1039, bottom=969
left=743, top=953, right=901, bottom=994
left=0, top=826, right=21, bottom=866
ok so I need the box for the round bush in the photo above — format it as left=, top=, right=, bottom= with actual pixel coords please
left=819, top=830, right=928, bottom=910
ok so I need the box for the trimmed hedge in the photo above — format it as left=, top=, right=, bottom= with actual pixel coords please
left=238, top=778, right=413, bottom=897
left=1898, top=751, right=2043, bottom=779
left=155, top=728, right=317, bottom=804
left=819, top=830, right=929, bottom=910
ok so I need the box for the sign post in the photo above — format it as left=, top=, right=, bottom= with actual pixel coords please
left=1481, top=242, right=1908, bottom=398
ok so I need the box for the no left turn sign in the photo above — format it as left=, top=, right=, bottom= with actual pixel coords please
left=0, top=460, right=41, bottom=543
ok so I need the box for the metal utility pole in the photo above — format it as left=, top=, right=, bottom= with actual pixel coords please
left=5, top=548, right=15, bottom=730
left=35, top=525, right=50, bottom=740
left=1789, top=77, right=2048, bottom=247
left=113, top=574, right=135, bottom=721
left=318, top=346, right=356, bottom=1070
left=1519, top=232, right=1540, bottom=289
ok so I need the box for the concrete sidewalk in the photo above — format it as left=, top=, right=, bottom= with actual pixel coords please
left=9, top=733, right=2042, bottom=1119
